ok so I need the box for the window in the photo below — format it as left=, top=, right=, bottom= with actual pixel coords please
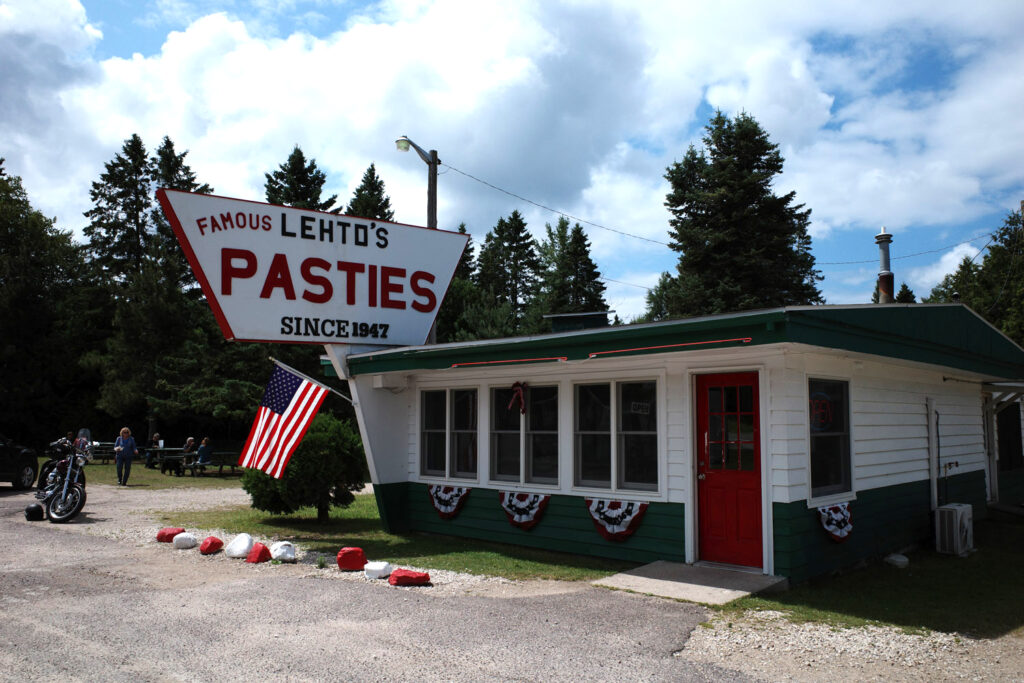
left=808, top=378, right=851, bottom=498
left=490, top=385, right=559, bottom=485
left=420, top=389, right=477, bottom=478
left=575, top=381, right=658, bottom=491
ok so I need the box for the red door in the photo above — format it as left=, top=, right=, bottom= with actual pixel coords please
left=696, top=373, right=762, bottom=568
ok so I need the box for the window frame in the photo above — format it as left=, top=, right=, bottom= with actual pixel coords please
left=573, top=378, right=660, bottom=493
left=488, top=384, right=560, bottom=486
left=807, top=376, right=854, bottom=503
left=418, top=387, right=479, bottom=480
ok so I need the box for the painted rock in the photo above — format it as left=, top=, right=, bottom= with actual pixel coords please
left=157, top=527, right=186, bottom=543
left=336, top=547, right=367, bottom=571
left=199, top=536, right=224, bottom=555
left=388, top=568, right=430, bottom=586
left=246, top=542, right=272, bottom=563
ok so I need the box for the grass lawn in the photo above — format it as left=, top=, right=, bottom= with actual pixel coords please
left=159, top=493, right=636, bottom=581
left=724, top=515, right=1024, bottom=638
left=42, top=456, right=243, bottom=490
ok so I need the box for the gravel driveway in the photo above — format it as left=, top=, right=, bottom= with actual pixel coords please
left=1, top=484, right=1020, bottom=682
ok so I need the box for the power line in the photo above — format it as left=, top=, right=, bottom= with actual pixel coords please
left=441, top=162, right=671, bottom=247
left=817, top=234, right=993, bottom=265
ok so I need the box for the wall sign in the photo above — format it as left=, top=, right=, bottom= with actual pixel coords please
left=157, top=189, right=468, bottom=346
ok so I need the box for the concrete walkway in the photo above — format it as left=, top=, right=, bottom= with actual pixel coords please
left=594, top=560, right=788, bottom=605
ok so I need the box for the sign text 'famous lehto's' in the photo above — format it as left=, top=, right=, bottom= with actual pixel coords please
left=157, top=189, right=468, bottom=346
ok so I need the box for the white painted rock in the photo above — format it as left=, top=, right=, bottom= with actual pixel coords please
left=270, top=541, right=296, bottom=563
left=884, top=553, right=909, bottom=568
left=224, top=533, right=255, bottom=558
left=364, top=560, right=392, bottom=579
left=172, top=532, right=197, bottom=549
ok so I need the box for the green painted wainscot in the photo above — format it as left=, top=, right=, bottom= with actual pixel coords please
left=774, top=470, right=987, bottom=584
left=999, top=469, right=1024, bottom=507
left=373, top=482, right=686, bottom=564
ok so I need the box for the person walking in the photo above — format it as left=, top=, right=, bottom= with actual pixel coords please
left=113, top=427, right=138, bottom=486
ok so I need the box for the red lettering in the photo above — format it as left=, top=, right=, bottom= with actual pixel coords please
left=368, top=265, right=378, bottom=307
left=219, top=212, right=235, bottom=229
left=410, top=271, right=436, bottom=313
left=336, top=261, right=365, bottom=305
left=197, top=217, right=208, bottom=235
left=220, top=248, right=257, bottom=295
left=210, top=215, right=222, bottom=232
left=380, top=266, right=406, bottom=310
left=301, top=257, right=333, bottom=304
left=261, top=214, right=272, bottom=231
left=259, top=253, right=296, bottom=300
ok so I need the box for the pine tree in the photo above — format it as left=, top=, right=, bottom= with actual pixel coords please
left=475, top=210, right=542, bottom=334
left=265, top=146, right=338, bottom=212
left=564, top=223, right=607, bottom=312
left=639, top=272, right=678, bottom=323
left=436, top=223, right=480, bottom=342
left=538, top=217, right=607, bottom=317
left=345, top=163, right=394, bottom=221
left=663, top=111, right=822, bottom=317
left=83, top=134, right=154, bottom=282
left=151, top=136, right=212, bottom=289
left=894, top=283, right=916, bottom=303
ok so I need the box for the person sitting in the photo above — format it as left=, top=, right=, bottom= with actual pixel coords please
left=145, top=432, right=161, bottom=469
left=194, top=437, right=213, bottom=472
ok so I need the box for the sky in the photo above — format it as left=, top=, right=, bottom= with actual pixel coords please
left=2, top=0, right=1023, bottom=320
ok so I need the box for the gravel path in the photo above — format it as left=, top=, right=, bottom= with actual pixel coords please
left=4, top=483, right=1022, bottom=681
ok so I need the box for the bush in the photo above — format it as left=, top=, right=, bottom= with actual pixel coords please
left=241, top=414, right=367, bottom=522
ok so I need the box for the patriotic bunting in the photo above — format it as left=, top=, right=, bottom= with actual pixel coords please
left=817, top=502, right=852, bottom=542
left=498, top=491, right=550, bottom=530
left=585, top=498, right=648, bottom=541
left=428, top=485, right=471, bottom=519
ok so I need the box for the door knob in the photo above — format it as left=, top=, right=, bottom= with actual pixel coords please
left=697, top=473, right=705, bottom=480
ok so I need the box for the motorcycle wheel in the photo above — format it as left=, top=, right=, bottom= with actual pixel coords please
left=47, top=484, right=86, bottom=523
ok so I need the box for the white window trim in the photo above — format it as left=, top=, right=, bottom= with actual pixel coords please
left=416, top=387, right=480, bottom=484
left=487, top=383, right=561, bottom=488
left=571, top=377, right=663, bottom=496
left=805, top=374, right=858, bottom=508
left=412, top=368, right=667, bottom=500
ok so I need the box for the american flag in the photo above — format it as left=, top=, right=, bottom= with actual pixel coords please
left=239, top=364, right=329, bottom=479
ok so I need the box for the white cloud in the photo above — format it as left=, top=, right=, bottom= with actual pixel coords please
left=906, top=243, right=980, bottom=295
left=3, top=0, right=1024, bottom=320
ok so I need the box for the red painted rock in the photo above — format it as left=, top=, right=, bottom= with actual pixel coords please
left=245, top=542, right=272, bottom=563
left=336, top=547, right=367, bottom=571
left=199, top=536, right=224, bottom=555
left=388, top=568, right=430, bottom=586
left=157, top=527, right=186, bottom=543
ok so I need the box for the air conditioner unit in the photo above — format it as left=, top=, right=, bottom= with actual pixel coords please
left=935, top=503, right=974, bottom=556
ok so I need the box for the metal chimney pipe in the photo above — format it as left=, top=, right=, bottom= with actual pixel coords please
left=875, top=226, right=894, bottom=304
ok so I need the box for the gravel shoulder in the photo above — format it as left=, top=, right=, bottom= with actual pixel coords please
left=7, top=483, right=1024, bottom=681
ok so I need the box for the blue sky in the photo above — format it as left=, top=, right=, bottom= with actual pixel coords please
left=3, top=0, right=1023, bottom=319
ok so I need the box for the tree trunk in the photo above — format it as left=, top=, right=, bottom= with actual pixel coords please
left=317, top=500, right=329, bottom=523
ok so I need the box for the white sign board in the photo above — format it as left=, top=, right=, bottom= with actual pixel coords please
left=157, top=189, right=468, bottom=346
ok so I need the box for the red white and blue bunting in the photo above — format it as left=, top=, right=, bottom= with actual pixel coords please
left=817, top=502, right=852, bottom=542
left=498, top=491, right=550, bottom=530
left=428, top=485, right=471, bottom=519
left=585, top=499, right=648, bottom=541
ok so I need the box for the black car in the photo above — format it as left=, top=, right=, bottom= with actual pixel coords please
left=0, top=433, right=38, bottom=489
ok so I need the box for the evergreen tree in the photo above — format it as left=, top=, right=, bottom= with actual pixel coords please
left=926, top=257, right=982, bottom=306
left=83, top=134, right=154, bottom=282
left=265, top=146, right=338, bottom=212
left=436, top=223, right=482, bottom=342
left=151, top=136, right=212, bottom=289
left=475, top=210, right=542, bottom=334
left=663, top=111, right=822, bottom=317
left=242, top=413, right=367, bottom=523
left=639, top=272, right=678, bottom=323
left=537, top=217, right=607, bottom=320
left=0, top=160, right=103, bottom=441
left=345, top=163, right=394, bottom=221
left=895, top=282, right=916, bottom=303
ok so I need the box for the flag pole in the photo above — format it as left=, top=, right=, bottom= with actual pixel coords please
left=268, top=356, right=356, bottom=405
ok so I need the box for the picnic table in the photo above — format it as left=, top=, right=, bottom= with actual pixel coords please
left=150, top=448, right=239, bottom=476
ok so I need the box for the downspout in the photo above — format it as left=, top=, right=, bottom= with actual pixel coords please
left=927, top=398, right=938, bottom=511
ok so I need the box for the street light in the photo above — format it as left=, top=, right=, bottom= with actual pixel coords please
left=395, top=135, right=439, bottom=230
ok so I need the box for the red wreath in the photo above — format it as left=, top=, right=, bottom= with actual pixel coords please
left=585, top=498, right=648, bottom=541
left=508, top=382, right=527, bottom=414
left=427, top=485, right=471, bottom=519
left=499, top=491, right=550, bottom=530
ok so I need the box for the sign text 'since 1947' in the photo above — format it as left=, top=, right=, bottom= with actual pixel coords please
left=157, top=189, right=469, bottom=347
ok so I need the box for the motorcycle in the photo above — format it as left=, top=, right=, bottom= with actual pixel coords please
left=37, top=434, right=88, bottom=490
left=35, top=429, right=93, bottom=523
